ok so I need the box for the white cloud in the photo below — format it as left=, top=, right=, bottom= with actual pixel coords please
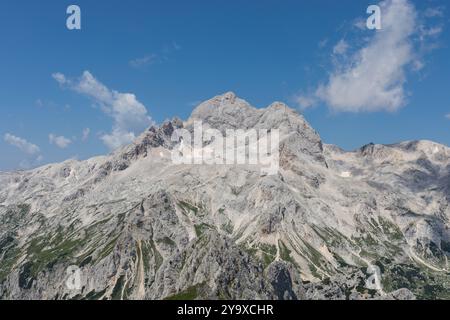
left=412, top=60, right=425, bottom=71
left=419, top=25, right=443, bottom=40
left=445, top=114, right=450, bottom=120
left=333, top=40, right=349, bottom=55
left=318, top=0, right=416, bottom=112
left=52, top=72, right=67, bottom=85
left=4, top=133, right=43, bottom=168
left=100, top=128, right=137, bottom=150
left=299, top=0, right=443, bottom=113
left=19, top=155, right=44, bottom=169
left=53, top=71, right=153, bottom=150
left=49, top=134, right=72, bottom=149
left=4, top=133, right=40, bottom=155
left=129, top=54, right=158, bottom=69
left=295, top=95, right=316, bottom=110
left=82, top=128, right=90, bottom=141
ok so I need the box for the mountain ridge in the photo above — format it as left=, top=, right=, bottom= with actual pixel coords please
left=0, top=92, right=449, bottom=300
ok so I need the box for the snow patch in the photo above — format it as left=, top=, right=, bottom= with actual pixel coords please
left=340, top=171, right=352, bottom=178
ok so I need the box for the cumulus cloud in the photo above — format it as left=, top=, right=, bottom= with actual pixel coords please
left=298, top=0, right=443, bottom=113
left=100, top=128, right=136, bottom=150
left=49, top=134, right=72, bottom=149
left=52, top=71, right=153, bottom=150
left=4, top=133, right=40, bottom=155
left=4, top=133, right=43, bottom=168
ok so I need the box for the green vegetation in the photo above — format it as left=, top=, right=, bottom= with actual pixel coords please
left=157, top=237, right=176, bottom=246
left=278, top=240, right=295, bottom=264
left=240, top=244, right=258, bottom=258
left=311, top=225, right=354, bottom=250
left=262, top=252, right=275, bottom=268
left=332, top=253, right=350, bottom=268
left=25, top=231, right=82, bottom=278
left=194, top=223, right=214, bottom=237
left=221, top=221, right=234, bottom=234
left=84, top=289, right=107, bottom=300
left=260, top=243, right=277, bottom=256
left=301, top=240, right=323, bottom=267
left=178, top=201, right=200, bottom=215
left=4, top=208, right=124, bottom=287
left=378, top=217, right=404, bottom=241
left=141, top=241, right=151, bottom=273
left=1, top=203, right=30, bottom=225
left=0, top=242, right=21, bottom=283
left=95, top=234, right=121, bottom=263
left=17, top=204, right=31, bottom=216
left=376, top=258, right=450, bottom=299
left=149, top=239, right=164, bottom=271
left=164, top=282, right=206, bottom=300
left=232, top=226, right=246, bottom=242
left=111, top=275, right=125, bottom=300
left=259, top=243, right=277, bottom=268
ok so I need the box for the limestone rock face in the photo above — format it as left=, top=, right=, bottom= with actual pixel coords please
left=0, top=92, right=449, bottom=300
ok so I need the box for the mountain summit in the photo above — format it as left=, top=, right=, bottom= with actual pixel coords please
left=0, top=93, right=449, bottom=300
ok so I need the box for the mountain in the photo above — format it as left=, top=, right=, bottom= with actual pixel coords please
left=0, top=92, right=449, bottom=300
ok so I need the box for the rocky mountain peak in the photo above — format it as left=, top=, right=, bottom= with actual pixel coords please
left=188, top=92, right=256, bottom=128
left=0, top=92, right=449, bottom=301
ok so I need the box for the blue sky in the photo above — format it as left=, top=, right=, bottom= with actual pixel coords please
left=1, top=0, right=449, bottom=171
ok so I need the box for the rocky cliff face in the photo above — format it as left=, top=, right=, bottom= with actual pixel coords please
left=0, top=92, right=449, bottom=300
